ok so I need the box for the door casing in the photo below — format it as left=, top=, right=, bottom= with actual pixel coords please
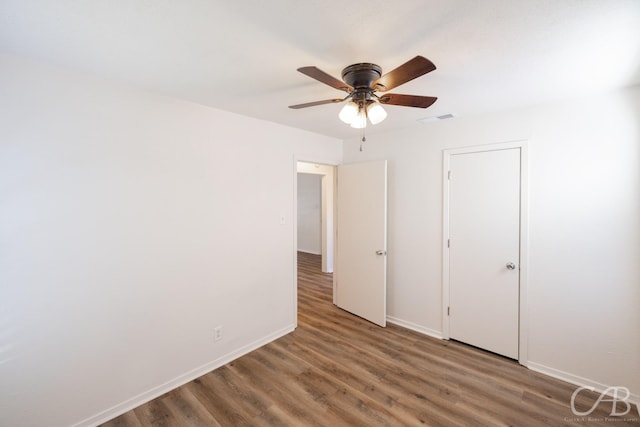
left=442, top=141, right=529, bottom=366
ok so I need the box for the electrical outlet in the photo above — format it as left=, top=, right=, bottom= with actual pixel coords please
left=214, top=326, right=223, bottom=342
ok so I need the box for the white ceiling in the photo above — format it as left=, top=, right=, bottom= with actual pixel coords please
left=1, top=0, right=640, bottom=139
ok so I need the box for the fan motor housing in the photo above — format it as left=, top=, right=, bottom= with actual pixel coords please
left=341, top=63, right=382, bottom=89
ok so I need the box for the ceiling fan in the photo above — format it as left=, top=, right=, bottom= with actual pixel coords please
left=289, top=56, right=437, bottom=128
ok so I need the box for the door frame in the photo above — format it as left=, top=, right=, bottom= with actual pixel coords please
left=442, top=141, right=529, bottom=366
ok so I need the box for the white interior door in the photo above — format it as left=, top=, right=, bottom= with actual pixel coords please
left=448, top=148, right=521, bottom=359
left=335, top=160, right=387, bottom=327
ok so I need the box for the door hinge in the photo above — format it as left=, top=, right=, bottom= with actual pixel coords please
left=447, top=170, right=451, bottom=180
left=447, top=306, right=450, bottom=316
left=447, top=239, right=450, bottom=248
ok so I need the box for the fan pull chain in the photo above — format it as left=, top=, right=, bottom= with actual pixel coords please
left=360, top=124, right=366, bottom=152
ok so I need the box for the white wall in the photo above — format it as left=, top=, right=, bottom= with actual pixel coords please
left=343, top=86, right=640, bottom=400
left=0, top=53, right=342, bottom=427
left=297, top=173, right=322, bottom=254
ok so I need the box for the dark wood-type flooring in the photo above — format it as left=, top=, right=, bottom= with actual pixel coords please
left=102, top=252, right=639, bottom=426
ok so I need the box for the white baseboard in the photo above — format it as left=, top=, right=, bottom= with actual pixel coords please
left=528, top=362, right=640, bottom=406
left=386, top=315, right=443, bottom=340
left=73, top=323, right=639, bottom=426
left=384, top=319, right=639, bottom=409
left=73, top=325, right=295, bottom=427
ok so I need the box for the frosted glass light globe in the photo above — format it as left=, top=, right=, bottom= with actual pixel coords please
left=338, top=102, right=359, bottom=124
left=367, top=102, right=387, bottom=125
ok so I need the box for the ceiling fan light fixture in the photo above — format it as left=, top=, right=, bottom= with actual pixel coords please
left=339, top=101, right=359, bottom=124
left=367, top=101, right=387, bottom=125
left=291, top=56, right=437, bottom=132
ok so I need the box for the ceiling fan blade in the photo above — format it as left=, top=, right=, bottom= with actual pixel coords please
left=372, top=56, right=436, bottom=92
left=288, top=98, right=345, bottom=109
left=378, top=94, right=437, bottom=108
left=297, top=66, right=353, bottom=92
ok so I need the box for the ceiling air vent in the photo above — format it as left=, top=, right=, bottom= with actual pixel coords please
left=418, top=113, right=455, bottom=124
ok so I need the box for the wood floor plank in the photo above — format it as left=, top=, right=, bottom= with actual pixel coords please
left=132, top=398, right=180, bottom=427
left=185, top=371, right=251, bottom=426
left=100, top=410, right=143, bottom=427
left=101, top=252, right=640, bottom=426
left=161, top=387, right=221, bottom=427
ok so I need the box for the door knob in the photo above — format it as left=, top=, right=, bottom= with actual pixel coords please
left=506, top=262, right=516, bottom=270
left=376, top=250, right=387, bottom=256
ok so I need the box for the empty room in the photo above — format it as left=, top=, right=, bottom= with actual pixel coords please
left=1, top=1, right=639, bottom=426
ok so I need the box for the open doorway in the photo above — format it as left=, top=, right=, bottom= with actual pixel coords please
left=296, top=162, right=335, bottom=273
left=297, top=173, right=322, bottom=256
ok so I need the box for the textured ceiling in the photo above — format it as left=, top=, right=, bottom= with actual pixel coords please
left=1, top=0, right=640, bottom=139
